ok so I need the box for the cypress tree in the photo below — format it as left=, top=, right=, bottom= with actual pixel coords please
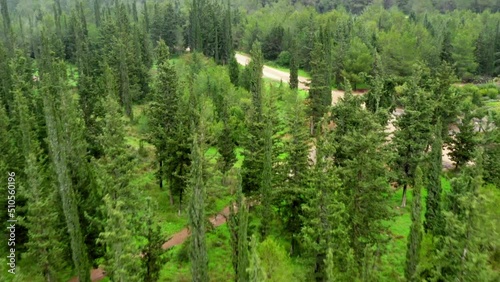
left=247, top=235, right=266, bottom=282
left=228, top=172, right=249, bottom=282
left=97, top=89, right=142, bottom=282
left=13, top=79, right=66, bottom=281
left=188, top=131, right=209, bottom=282
left=248, top=41, right=264, bottom=121
left=426, top=152, right=494, bottom=281
left=393, top=68, right=433, bottom=207
left=405, top=166, right=423, bottom=281
left=289, top=38, right=299, bottom=90
left=278, top=91, right=310, bottom=255
left=301, top=126, right=350, bottom=281
left=309, top=39, right=331, bottom=134
left=142, top=197, right=165, bottom=282
left=424, top=122, right=444, bottom=236
left=148, top=39, right=183, bottom=204
left=229, top=54, right=240, bottom=86
left=41, top=59, right=90, bottom=282
left=449, top=112, right=477, bottom=169
left=260, top=95, right=273, bottom=238
left=331, top=83, right=392, bottom=265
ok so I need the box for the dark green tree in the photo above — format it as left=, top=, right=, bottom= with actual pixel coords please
left=309, top=39, right=331, bottom=133
left=229, top=54, right=240, bottom=86
left=247, top=235, right=266, bottom=281
left=331, top=83, right=392, bottom=265
left=404, top=166, right=423, bottom=281
left=424, top=122, right=444, bottom=236
left=188, top=131, right=209, bottom=282
left=41, top=59, right=90, bottom=282
left=302, top=126, right=351, bottom=281
left=449, top=112, right=477, bottom=169
left=289, top=38, right=299, bottom=90
left=277, top=91, right=310, bottom=255
left=142, top=198, right=166, bottom=282
left=393, top=68, right=433, bottom=207
left=227, top=172, right=249, bottom=282
left=148, top=40, right=181, bottom=201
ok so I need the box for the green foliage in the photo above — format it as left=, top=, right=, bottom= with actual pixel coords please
left=404, top=167, right=423, bottom=281
left=424, top=123, right=444, bottom=236
left=247, top=235, right=266, bottom=282
left=227, top=172, right=249, bottom=282
left=188, top=131, right=209, bottom=282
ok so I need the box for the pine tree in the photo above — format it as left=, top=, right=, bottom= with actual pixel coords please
left=247, top=235, right=266, bottom=282
left=188, top=131, right=209, bottom=282
left=228, top=172, right=249, bottom=282
left=260, top=91, right=274, bottom=238
left=424, top=122, right=444, bottom=236
left=405, top=166, right=423, bottom=281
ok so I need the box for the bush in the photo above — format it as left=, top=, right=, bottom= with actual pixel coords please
left=276, top=51, right=291, bottom=68
left=487, top=88, right=499, bottom=99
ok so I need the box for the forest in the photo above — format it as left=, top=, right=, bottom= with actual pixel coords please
left=1, top=0, right=500, bottom=281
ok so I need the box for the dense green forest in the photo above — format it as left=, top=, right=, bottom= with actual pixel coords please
left=1, top=0, right=500, bottom=281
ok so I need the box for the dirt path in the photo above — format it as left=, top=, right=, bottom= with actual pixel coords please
left=69, top=206, right=233, bottom=282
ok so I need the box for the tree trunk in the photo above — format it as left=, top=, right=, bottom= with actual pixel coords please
left=401, top=183, right=407, bottom=207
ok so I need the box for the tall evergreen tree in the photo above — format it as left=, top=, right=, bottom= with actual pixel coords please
left=41, top=58, right=90, bottom=282
left=423, top=152, right=494, bottom=281
left=188, top=131, right=209, bottom=282
left=309, top=39, right=331, bottom=134
left=302, top=126, right=352, bottom=281
left=229, top=54, right=240, bottom=86
left=228, top=172, right=249, bottom=282
left=289, top=38, right=299, bottom=90
left=449, top=112, right=477, bottom=169
left=13, top=78, right=66, bottom=281
left=424, top=122, right=444, bottom=236
left=331, top=82, right=392, bottom=266
left=97, top=90, right=143, bottom=282
left=141, top=198, right=165, bottom=282
left=148, top=40, right=180, bottom=199
left=278, top=91, right=310, bottom=255
left=405, top=166, right=423, bottom=281
left=247, top=235, right=266, bottom=282
left=393, top=68, right=433, bottom=207
left=248, top=41, right=264, bottom=121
